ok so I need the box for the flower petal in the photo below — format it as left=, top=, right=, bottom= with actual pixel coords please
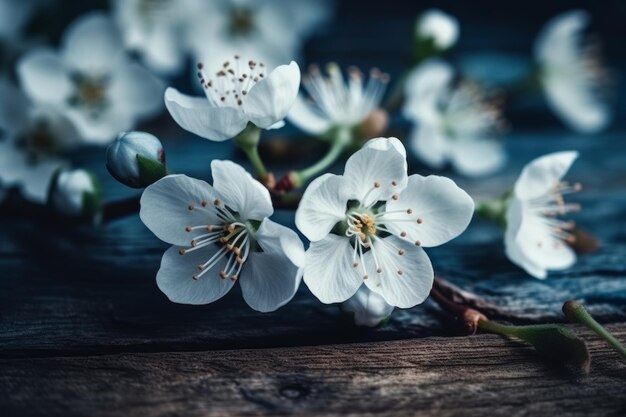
left=383, top=174, right=475, bottom=247
left=210, top=160, right=273, bottom=220
left=140, top=174, right=222, bottom=246
left=341, top=286, right=394, bottom=327
left=108, top=60, right=165, bottom=120
left=244, top=61, right=301, bottom=129
left=343, top=139, right=408, bottom=206
left=295, top=173, right=348, bottom=242
left=303, top=235, right=362, bottom=304
left=16, top=48, right=72, bottom=105
left=287, top=94, right=332, bottom=135
left=514, top=151, right=578, bottom=201
left=62, top=12, right=124, bottom=74
left=403, top=59, right=453, bottom=119
left=364, top=236, right=434, bottom=308
left=164, top=87, right=248, bottom=141
left=64, top=107, right=134, bottom=145
left=157, top=245, right=235, bottom=305
left=239, top=250, right=302, bottom=312
left=0, top=80, right=30, bottom=132
left=362, top=136, right=407, bottom=161
left=256, top=218, right=305, bottom=268
left=449, top=139, right=506, bottom=177
left=409, top=122, right=449, bottom=169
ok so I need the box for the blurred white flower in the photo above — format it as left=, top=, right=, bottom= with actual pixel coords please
left=404, top=60, right=506, bottom=177
left=296, top=137, right=474, bottom=308
left=415, top=9, right=459, bottom=50
left=535, top=10, right=611, bottom=134
left=165, top=58, right=300, bottom=141
left=106, top=131, right=166, bottom=188
left=16, top=12, right=164, bottom=145
left=505, top=151, right=580, bottom=279
left=288, top=63, right=389, bottom=137
left=0, top=80, right=79, bottom=203
left=50, top=168, right=101, bottom=217
left=189, top=0, right=332, bottom=69
left=341, top=286, right=394, bottom=327
left=111, top=0, right=203, bottom=76
left=140, top=161, right=304, bottom=312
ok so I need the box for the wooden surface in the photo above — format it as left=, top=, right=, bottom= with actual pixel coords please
left=1, top=128, right=626, bottom=416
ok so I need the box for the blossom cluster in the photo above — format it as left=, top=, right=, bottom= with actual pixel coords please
left=0, top=1, right=605, bottom=327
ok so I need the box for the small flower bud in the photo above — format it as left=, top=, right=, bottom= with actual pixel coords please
left=341, top=286, right=394, bottom=327
left=106, top=131, right=166, bottom=188
left=49, top=168, right=102, bottom=218
left=355, top=109, right=389, bottom=140
left=414, top=9, right=459, bottom=55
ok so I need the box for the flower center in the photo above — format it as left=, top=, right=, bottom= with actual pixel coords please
left=68, top=73, right=109, bottom=114
left=15, top=117, right=59, bottom=157
left=530, top=181, right=582, bottom=247
left=196, top=56, right=265, bottom=109
left=178, top=198, right=254, bottom=282
left=301, top=63, right=389, bottom=126
left=228, top=7, right=255, bottom=36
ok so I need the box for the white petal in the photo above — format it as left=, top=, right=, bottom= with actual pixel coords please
left=504, top=198, right=549, bottom=279
left=287, top=94, right=332, bottom=135
left=364, top=236, right=434, bottom=308
left=409, top=122, right=450, bottom=169
left=157, top=246, right=235, bottom=305
left=140, top=174, right=221, bottom=246
left=64, top=107, right=134, bottom=145
left=244, top=61, right=301, bottom=129
left=384, top=174, right=475, bottom=247
left=240, top=250, right=301, bottom=312
left=295, top=173, right=348, bottom=242
left=343, top=141, right=408, bottom=206
left=403, top=59, right=453, bottom=119
left=449, top=139, right=506, bottom=177
left=108, top=60, right=165, bottom=119
left=16, top=48, right=72, bottom=105
left=362, top=136, right=407, bottom=160
left=416, top=9, right=459, bottom=50
left=62, top=12, right=124, bottom=74
left=210, top=160, right=273, bottom=220
left=20, top=158, right=66, bottom=204
left=341, top=286, right=394, bottom=327
left=512, top=204, right=576, bottom=273
left=303, top=235, right=363, bottom=304
left=256, top=218, right=305, bottom=268
left=542, top=75, right=610, bottom=134
left=534, top=10, right=589, bottom=68
left=164, top=88, right=248, bottom=141
left=514, top=151, right=578, bottom=201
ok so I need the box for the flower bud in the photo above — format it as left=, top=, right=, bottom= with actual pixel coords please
left=341, top=286, right=394, bottom=327
left=49, top=168, right=102, bottom=218
left=355, top=109, right=389, bottom=140
left=106, top=131, right=166, bottom=188
left=414, top=9, right=459, bottom=60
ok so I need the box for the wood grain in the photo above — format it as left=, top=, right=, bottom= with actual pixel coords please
left=1, top=326, right=625, bottom=417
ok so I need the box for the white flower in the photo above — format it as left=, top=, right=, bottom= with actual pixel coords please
left=165, top=58, right=300, bottom=141
left=0, top=80, right=79, bottom=203
left=50, top=168, right=101, bottom=217
left=535, top=10, right=611, bottom=134
left=415, top=9, right=459, bottom=50
left=140, top=160, right=304, bottom=312
left=505, top=151, right=580, bottom=279
left=288, top=64, right=389, bottom=136
left=295, top=137, right=474, bottom=308
left=106, top=131, right=165, bottom=188
left=189, top=0, right=332, bottom=70
left=16, top=12, right=164, bottom=145
left=341, top=286, right=394, bottom=327
left=403, top=60, right=506, bottom=177
left=111, top=0, right=202, bottom=76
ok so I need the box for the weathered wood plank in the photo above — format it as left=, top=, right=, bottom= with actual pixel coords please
left=1, top=325, right=625, bottom=417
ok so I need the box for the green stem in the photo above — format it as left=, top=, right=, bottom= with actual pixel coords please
left=294, top=130, right=349, bottom=185
left=563, top=300, right=626, bottom=360
left=474, top=192, right=511, bottom=229
left=241, top=145, right=267, bottom=178
left=477, top=318, right=517, bottom=336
